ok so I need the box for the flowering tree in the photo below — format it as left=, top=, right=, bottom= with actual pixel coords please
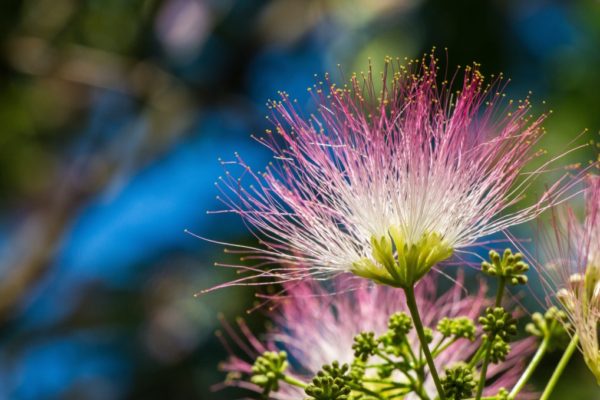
left=202, top=52, right=599, bottom=399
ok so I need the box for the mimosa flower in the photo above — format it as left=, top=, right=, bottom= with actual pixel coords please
left=207, top=52, right=576, bottom=290
left=218, top=275, right=536, bottom=399
left=539, top=176, right=600, bottom=383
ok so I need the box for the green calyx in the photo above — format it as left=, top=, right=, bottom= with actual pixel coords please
left=352, top=227, right=453, bottom=288
left=481, top=248, right=529, bottom=285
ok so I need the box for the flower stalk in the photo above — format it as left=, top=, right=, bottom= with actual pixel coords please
left=508, top=335, right=549, bottom=399
left=404, top=284, right=446, bottom=400
left=475, top=277, right=506, bottom=400
left=540, top=334, right=579, bottom=400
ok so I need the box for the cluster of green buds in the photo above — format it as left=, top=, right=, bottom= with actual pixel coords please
left=441, top=364, right=477, bottom=400
left=378, top=311, right=413, bottom=356
left=305, top=362, right=352, bottom=400
left=526, top=307, right=571, bottom=351
left=318, top=310, right=484, bottom=399
left=246, top=308, right=491, bottom=399
left=437, top=317, right=477, bottom=341
left=479, top=307, right=517, bottom=363
left=250, top=351, right=289, bottom=395
left=352, top=332, right=378, bottom=361
left=386, top=312, right=413, bottom=340
left=481, top=249, right=529, bottom=285
left=239, top=247, right=583, bottom=400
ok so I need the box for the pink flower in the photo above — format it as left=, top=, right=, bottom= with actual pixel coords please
left=207, top=53, right=577, bottom=291
left=537, top=176, right=600, bottom=382
left=218, top=274, right=536, bottom=398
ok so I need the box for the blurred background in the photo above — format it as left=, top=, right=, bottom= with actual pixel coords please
left=0, top=0, right=598, bottom=399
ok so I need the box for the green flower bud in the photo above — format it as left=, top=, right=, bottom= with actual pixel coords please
left=488, top=335, right=511, bottom=363
left=388, top=312, right=413, bottom=338
left=251, top=351, right=289, bottom=394
left=481, top=248, right=529, bottom=286
left=424, top=327, right=434, bottom=344
left=349, top=359, right=366, bottom=384
left=352, top=332, right=378, bottom=361
left=526, top=307, right=570, bottom=351
left=479, top=307, right=517, bottom=339
left=305, top=361, right=352, bottom=400
left=496, top=388, right=510, bottom=400
left=437, top=316, right=476, bottom=341
left=441, top=364, right=477, bottom=400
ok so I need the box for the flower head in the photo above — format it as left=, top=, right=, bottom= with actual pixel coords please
left=218, top=275, right=536, bottom=398
left=539, top=176, right=600, bottom=383
left=209, top=52, right=575, bottom=290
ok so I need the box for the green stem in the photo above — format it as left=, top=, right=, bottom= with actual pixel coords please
left=539, top=334, right=579, bottom=400
left=375, top=349, right=399, bottom=366
left=282, top=374, right=308, bottom=389
left=415, top=368, right=431, bottom=400
left=430, top=335, right=448, bottom=354
left=474, top=339, right=493, bottom=400
left=494, top=278, right=506, bottom=307
left=508, top=336, right=549, bottom=399
left=466, top=340, right=487, bottom=369
left=362, top=378, right=408, bottom=387
left=465, top=397, right=498, bottom=400
left=475, top=278, right=506, bottom=400
left=403, top=338, right=420, bottom=367
left=432, top=338, right=458, bottom=357
left=409, top=356, right=430, bottom=400
left=404, top=285, right=446, bottom=400
left=349, top=383, right=385, bottom=399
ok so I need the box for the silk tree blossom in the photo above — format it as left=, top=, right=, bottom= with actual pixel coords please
left=206, top=53, right=578, bottom=291
left=538, top=176, right=600, bottom=383
left=218, top=275, right=536, bottom=399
